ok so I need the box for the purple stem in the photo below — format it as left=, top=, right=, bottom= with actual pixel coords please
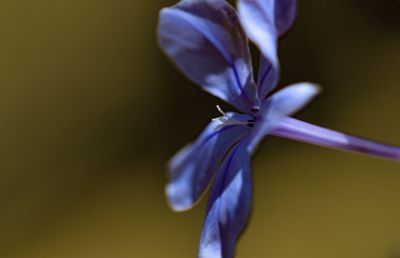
left=271, top=117, right=400, bottom=161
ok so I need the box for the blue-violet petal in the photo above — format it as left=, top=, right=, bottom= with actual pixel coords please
left=158, top=0, right=260, bottom=113
left=238, top=0, right=297, bottom=99
left=247, top=82, right=320, bottom=153
left=199, top=140, right=252, bottom=258
left=167, top=113, right=251, bottom=211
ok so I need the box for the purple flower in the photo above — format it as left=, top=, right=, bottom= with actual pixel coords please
left=157, top=0, right=400, bottom=258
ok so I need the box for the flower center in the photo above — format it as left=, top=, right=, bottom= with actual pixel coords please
left=212, top=105, right=255, bottom=129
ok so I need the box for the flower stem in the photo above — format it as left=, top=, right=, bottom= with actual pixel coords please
left=271, top=117, right=400, bottom=161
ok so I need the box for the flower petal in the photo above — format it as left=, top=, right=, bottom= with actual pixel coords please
left=199, top=140, right=252, bottom=258
left=256, top=56, right=280, bottom=100
left=167, top=113, right=251, bottom=211
left=272, top=117, right=400, bottom=161
left=275, top=0, right=297, bottom=36
left=247, top=82, right=321, bottom=153
left=237, top=0, right=297, bottom=98
left=158, top=0, right=260, bottom=113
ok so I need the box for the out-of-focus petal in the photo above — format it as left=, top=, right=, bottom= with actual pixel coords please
left=237, top=0, right=297, bottom=99
left=158, top=0, right=260, bottom=113
left=256, top=56, right=280, bottom=100
left=247, top=82, right=321, bottom=153
left=199, top=140, right=252, bottom=258
left=275, top=0, right=298, bottom=36
left=167, top=113, right=251, bottom=211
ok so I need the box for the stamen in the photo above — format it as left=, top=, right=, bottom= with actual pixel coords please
left=212, top=105, right=250, bottom=130
left=216, top=105, right=226, bottom=116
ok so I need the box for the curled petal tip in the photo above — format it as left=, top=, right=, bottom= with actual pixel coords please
left=294, top=82, right=322, bottom=97
left=165, top=184, right=194, bottom=212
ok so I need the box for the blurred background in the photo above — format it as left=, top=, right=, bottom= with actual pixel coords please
left=0, top=0, right=399, bottom=257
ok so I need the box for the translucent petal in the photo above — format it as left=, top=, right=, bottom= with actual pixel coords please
left=158, top=0, right=260, bottom=113
left=167, top=113, right=251, bottom=211
left=199, top=140, right=252, bottom=258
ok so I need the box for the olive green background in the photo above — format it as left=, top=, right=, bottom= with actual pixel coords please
left=0, top=0, right=399, bottom=257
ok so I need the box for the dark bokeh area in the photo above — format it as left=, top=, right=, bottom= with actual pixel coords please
left=0, top=0, right=399, bottom=257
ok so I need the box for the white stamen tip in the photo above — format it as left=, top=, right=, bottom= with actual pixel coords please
left=216, top=105, right=225, bottom=116
left=211, top=105, right=249, bottom=130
